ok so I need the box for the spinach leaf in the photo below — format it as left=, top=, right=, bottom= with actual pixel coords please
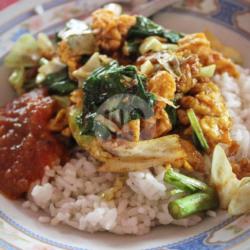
left=127, top=16, right=183, bottom=44
left=42, top=68, right=77, bottom=95
left=165, top=99, right=178, bottom=129
left=82, top=61, right=155, bottom=137
left=83, top=61, right=155, bottom=113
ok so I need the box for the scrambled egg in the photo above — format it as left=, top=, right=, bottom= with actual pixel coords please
left=178, top=33, right=239, bottom=78
left=92, top=9, right=136, bottom=51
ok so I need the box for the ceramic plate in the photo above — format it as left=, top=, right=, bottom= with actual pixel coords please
left=0, top=0, right=250, bottom=249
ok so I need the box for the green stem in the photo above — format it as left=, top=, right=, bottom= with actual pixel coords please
left=169, top=192, right=218, bottom=219
left=164, top=167, right=212, bottom=193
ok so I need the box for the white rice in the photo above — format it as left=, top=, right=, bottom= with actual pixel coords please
left=24, top=67, right=250, bottom=235
left=213, top=66, right=250, bottom=158
left=25, top=156, right=201, bottom=235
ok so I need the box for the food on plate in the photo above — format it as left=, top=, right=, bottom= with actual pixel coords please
left=0, top=4, right=250, bottom=235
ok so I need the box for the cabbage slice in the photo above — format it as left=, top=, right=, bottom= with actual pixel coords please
left=211, top=145, right=240, bottom=209
left=228, top=177, right=250, bottom=215
left=211, top=144, right=250, bottom=215
left=73, top=52, right=112, bottom=81
left=101, top=135, right=186, bottom=159
left=4, top=34, right=40, bottom=68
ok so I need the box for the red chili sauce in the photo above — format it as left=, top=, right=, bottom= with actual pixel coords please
left=0, top=89, right=64, bottom=199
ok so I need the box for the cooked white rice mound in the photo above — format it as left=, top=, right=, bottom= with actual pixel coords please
left=24, top=155, right=201, bottom=235
left=24, top=67, right=250, bottom=235
left=214, top=67, right=250, bottom=158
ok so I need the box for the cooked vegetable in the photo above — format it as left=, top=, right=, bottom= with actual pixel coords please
left=139, top=36, right=163, bottom=54
left=187, top=108, right=209, bottom=152
left=164, top=167, right=212, bottom=193
left=58, top=19, right=91, bottom=40
left=200, top=64, right=216, bottom=77
left=36, top=57, right=66, bottom=83
left=169, top=192, right=218, bottom=219
left=81, top=61, right=155, bottom=135
left=140, top=60, right=154, bottom=75
left=127, top=16, right=183, bottom=43
left=84, top=61, right=155, bottom=112
left=211, top=145, right=250, bottom=215
left=99, top=156, right=186, bottom=173
left=4, top=34, right=40, bottom=68
left=139, top=36, right=179, bottom=55
left=152, top=52, right=181, bottom=78
left=103, top=3, right=123, bottom=15
left=66, top=33, right=96, bottom=55
left=8, top=68, right=25, bottom=95
left=228, top=177, right=250, bottom=215
left=68, top=106, right=113, bottom=161
left=42, top=68, right=77, bottom=95
left=98, top=94, right=153, bottom=126
left=122, top=40, right=141, bottom=57
left=170, top=189, right=186, bottom=196
left=73, top=52, right=112, bottom=81
left=37, top=33, right=55, bottom=56
left=165, top=102, right=178, bottom=129
left=102, top=135, right=185, bottom=159
left=211, top=145, right=240, bottom=209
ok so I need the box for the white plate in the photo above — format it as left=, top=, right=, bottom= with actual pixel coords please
left=0, top=1, right=250, bottom=249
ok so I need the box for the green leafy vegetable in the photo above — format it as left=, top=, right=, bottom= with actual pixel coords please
left=77, top=61, right=155, bottom=139
left=42, top=68, right=77, bottom=95
left=187, top=108, right=209, bottom=152
left=168, top=192, right=218, bottom=219
left=127, top=16, right=183, bottom=43
left=165, top=99, right=178, bottom=129
left=83, top=60, right=155, bottom=116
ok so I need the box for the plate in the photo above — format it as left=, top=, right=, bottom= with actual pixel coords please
left=0, top=0, right=250, bottom=249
